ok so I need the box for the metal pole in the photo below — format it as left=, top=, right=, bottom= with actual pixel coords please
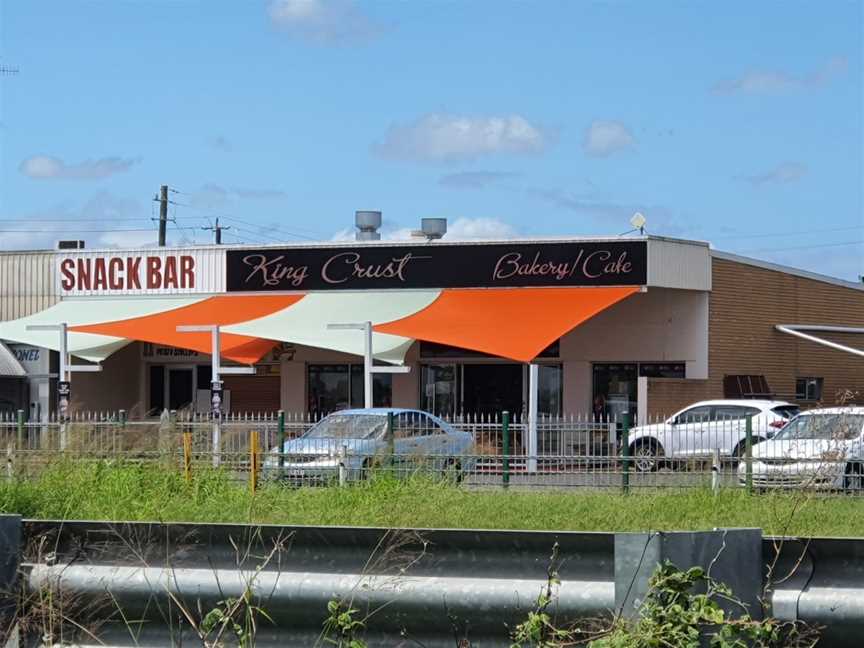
left=58, top=323, right=68, bottom=452
left=711, top=448, right=721, bottom=493
left=621, top=413, right=631, bottom=495
left=745, top=414, right=753, bottom=494
left=277, top=410, right=285, bottom=471
left=386, top=410, right=395, bottom=473
left=158, top=185, right=168, bottom=247
left=502, top=410, right=510, bottom=489
left=211, top=327, right=221, bottom=468
left=338, top=444, right=348, bottom=486
left=16, top=410, right=24, bottom=452
left=527, top=364, right=538, bottom=474
left=363, top=321, right=373, bottom=409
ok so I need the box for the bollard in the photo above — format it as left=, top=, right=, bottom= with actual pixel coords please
left=249, top=430, right=260, bottom=494
left=502, top=410, right=511, bottom=489
left=16, top=410, right=24, bottom=453
left=5, top=443, right=12, bottom=481
left=182, top=431, right=193, bottom=484
left=338, top=444, right=348, bottom=486
left=621, top=413, right=631, bottom=495
left=745, top=415, right=753, bottom=494
left=277, top=410, right=285, bottom=473
left=711, top=448, right=721, bottom=493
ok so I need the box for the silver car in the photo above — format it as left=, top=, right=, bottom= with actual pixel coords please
left=264, top=408, right=476, bottom=484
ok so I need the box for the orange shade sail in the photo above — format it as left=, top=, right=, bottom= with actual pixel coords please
left=71, top=295, right=304, bottom=364
left=374, top=286, right=639, bottom=362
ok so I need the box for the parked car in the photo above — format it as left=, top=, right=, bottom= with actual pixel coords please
left=627, top=400, right=799, bottom=471
left=263, top=408, right=475, bottom=484
left=739, top=407, right=864, bottom=491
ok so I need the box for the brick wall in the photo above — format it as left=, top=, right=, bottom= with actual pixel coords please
left=647, top=257, right=864, bottom=416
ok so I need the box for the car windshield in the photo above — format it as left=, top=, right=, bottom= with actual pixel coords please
left=304, top=414, right=388, bottom=440
left=771, top=405, right=800, bottom=419
left=774, top=414, right=864, bottom=441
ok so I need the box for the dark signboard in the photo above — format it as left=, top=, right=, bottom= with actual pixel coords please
left=226, top=240, right=647, bottom=292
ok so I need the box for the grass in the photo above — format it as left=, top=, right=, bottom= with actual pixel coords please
left=0, top=460, right=862, bottom=536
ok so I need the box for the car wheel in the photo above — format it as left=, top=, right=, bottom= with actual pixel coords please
left=442, top=458, right=463, bottom=483
left=844, top=463, right=864, bottom=492
left=730, top=438, right=765, bottom=467
left=360, top=457, right=374, bottom=481
left=630, top=440, right=662, bottom=473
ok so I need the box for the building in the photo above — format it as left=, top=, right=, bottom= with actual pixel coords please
left=0, top=232, right=861, bottom=422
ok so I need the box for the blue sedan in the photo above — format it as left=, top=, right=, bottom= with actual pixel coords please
left=264, top=408, right=476, bottom=484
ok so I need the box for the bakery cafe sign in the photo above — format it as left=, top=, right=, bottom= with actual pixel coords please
left=56, top=251, right=218, bottom=295
left=226, top=241, right=647, bottom=291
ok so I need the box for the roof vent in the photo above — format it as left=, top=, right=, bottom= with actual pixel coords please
left=57, top=240, right=85, bottom=250
left=355, top=210, right=382, bottom=241
left=412, top=218, right=447, bottom=240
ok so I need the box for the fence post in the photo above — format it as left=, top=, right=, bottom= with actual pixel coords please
left=745, top=414, right=753, bottom=494
left=621, top=413, right=631, bottom=495
left=277, top=410, right=285, bottom=473
left=212, top=414, right=222, bottom=469
left=249, top=429, right=260, bottom=494
left=183, top=428, right=193, bottom=484
left=711, top=448, right=721, bottom=493
left=338, top=444, right=348, bottom=486
left=386, top=411, right=395, bottom=473
left=16, top=410, right=24, bottom=452
left=502, top=410, right=510, bottom=489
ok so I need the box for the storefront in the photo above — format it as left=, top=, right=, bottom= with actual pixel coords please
left=0, top=235, right=861, bottom=420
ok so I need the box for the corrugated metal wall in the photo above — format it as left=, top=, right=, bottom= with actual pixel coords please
left=0, top=252, right=58, bottom=321
left=647, top=238, right=712, bottom=291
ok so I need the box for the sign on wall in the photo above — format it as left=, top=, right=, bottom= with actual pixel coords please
left=56, top=249, right=225, bottom=296
left=226, top=241, right=647, bottom=292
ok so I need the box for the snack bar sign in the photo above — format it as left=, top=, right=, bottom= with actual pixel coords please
left=56, top=250, right=225, bottom=296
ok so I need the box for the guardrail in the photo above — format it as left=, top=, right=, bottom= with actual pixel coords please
left=0, top=517, right=861, bottom=646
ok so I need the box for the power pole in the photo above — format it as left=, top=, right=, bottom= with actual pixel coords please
left=158, top=185, right=168, bottom=246
left=203, top=218, right=230, bottom=244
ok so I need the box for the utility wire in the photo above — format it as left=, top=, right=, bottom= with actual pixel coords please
left=713, top=225, right=863, bottom=240
left=738, top=240, right=864, bottom=254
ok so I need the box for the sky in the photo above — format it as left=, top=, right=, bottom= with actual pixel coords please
left=0, top=0, right=862, bottom=281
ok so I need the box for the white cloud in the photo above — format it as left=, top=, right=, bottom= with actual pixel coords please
left=331, top=217, right=518, bottom=241
left=267, top=0, right=380, bottom=45
left=713, top=56, right=848, bottom=95
left=190, top=184, right=289, bottom=210
left=741, top=162, right=808, bottom=187
left=375, top=113, right=550, bottom=163
left=582, top=121, right=636, bottom=158
left=19, top=155, right=140, bottom=180
left=97, top=230, right=157, bottom=248
left=438, top=171, right=519, bottom=190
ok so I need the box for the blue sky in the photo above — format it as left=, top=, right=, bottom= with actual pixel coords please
left=0, top=1, right=861, bottom=280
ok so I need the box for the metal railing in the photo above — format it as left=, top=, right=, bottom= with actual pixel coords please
left=3, top=517, right=861, bottom=646
left=1, top=408, right=863, bottom=494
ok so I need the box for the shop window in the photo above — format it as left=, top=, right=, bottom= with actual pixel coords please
left=538, top=364, right=563, bottom=417
left=593, top=363, right=638, bottom=420
left=420, top=364, right=459, bottom=416
left=639, top=362, right=685, bottom=379
left=795, top=377, right=823, bottom=401
left=308, top=364, right=392, bottom=415
left=723, top=375, right=772, bottom=399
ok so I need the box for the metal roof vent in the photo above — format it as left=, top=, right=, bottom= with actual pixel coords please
left=412, top=218, right=447, bottom=240
left=57, top=240, right=85, bottom=250
left=355, top=210, right=382, bottom=241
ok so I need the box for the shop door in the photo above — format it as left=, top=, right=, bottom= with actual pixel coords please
left=168, top=368, right=194, bottom=411
left=462, top=364, right=523, bottom=417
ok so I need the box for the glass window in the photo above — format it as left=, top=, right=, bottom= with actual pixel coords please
left=196, top=364, right=213, bottom=390
left=539, top=364, right=562, bottom=417
left=421, top=364, right=458, bottom=416
left=772, top=405, right=800, bottom=419
left=795, top=377, right=823, bottom=401
left=675, top=405, right=713, bottom=424
left=639, top=362, right=685, bottom=378
left=308, top=364, right=392, bottom=415
left=304, top=413, right=388, bottom=439
left=148, top=365, right=165, bottom=414
left=593, top=364, right=638, bottom=420
left=713, top=405, right=761, bottom=420
left=775, top=414, right=864, bottom=441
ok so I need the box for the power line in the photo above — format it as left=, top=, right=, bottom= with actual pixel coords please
left=713, top=225, right=863, bottom=241
left=738, top=240, right=864, bottom=254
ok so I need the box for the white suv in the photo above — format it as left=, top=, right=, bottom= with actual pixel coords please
left=627, top=399, right=799, bottom=471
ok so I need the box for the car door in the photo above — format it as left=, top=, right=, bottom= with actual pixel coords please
left=393, top=413, right=421, bottom=468
left=706, top=405, right=751, bottom=455
left=671, top=405, right=714, bottom=457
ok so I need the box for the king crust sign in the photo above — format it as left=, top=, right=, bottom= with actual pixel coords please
left=225, top=241, right=647, bottom=292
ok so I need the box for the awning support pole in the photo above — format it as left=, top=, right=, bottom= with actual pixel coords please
left=775, top=324, right=864, bottom=358
left=177, top=324, right=256, bottom=467
left=24, top=322, right=102, bottom=449
left=327, top=322, right=410, bottom=409
left=528, top=363, right=539, bottom=474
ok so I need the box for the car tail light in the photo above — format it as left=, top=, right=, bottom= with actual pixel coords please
left=769, top=420, right=787, bottom=429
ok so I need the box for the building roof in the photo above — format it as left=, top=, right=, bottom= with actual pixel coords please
left=0, top=341, right=26, bottom=377
left=712, top=250, right=864, bottom=293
